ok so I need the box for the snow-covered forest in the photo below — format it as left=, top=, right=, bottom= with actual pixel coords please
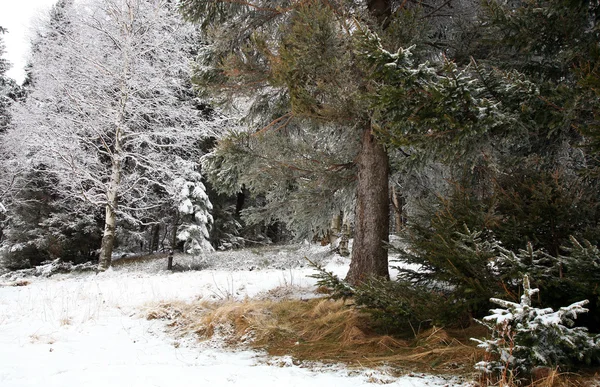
left=1, top=0, right=600, bottom=385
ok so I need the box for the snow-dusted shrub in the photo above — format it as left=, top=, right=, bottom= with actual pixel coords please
left=473, top=275, right=600, bottom=378
left=173, top=177, right=214, bottom=255
left=308, top=259, right=452, bottom=333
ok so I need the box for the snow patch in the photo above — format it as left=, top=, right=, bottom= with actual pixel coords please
left=0, top=244, right=464, bottom=386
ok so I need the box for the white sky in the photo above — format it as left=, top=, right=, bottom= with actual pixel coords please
left=0, top=0, right=58, bottom=84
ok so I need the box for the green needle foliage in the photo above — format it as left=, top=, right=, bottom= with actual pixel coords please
left=474, top=276, right=600, bottom=379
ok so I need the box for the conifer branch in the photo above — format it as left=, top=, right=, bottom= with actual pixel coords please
left=252, top=112, right=294, bottom=136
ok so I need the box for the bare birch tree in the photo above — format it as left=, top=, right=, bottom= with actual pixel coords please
left=11, top=0, right=214, bottom=270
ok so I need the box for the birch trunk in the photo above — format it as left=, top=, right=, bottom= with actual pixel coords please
left=97, top=38, right=130, bottom=271
left=329, top=212, right=342, bottom=247
left=97, top=164, right=120, bottom=271
left=345, top=126, right=390, bottom=284
left=97, top=132, right=125, bottom=271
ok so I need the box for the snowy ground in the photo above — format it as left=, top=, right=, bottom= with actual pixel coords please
left=0, top=243, right=465, bottom=387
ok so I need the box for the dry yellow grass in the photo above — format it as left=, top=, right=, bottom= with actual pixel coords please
left=146, top=297, right=484, bottom=376
left=144, top=297, right=600, bottom=386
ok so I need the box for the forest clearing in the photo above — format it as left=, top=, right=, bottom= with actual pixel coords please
left=2, top=0, right=600, bottom=385
left=1, top=244, right=467, bottom=387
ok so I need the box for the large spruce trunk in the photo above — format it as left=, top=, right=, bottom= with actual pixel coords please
left=344, top=0, right=392, bottom=285
left=345, top=127, right=390, bottom=285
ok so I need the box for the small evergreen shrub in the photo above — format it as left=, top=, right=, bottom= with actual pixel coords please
left=473, top=276, right=600, bottom=380
left=307, top=258, right=355, bottom=299
left=496, top=237, right=600, bottom=332
left=353, top=277, right=451, bottom=334
left=394, top=225, right=506, bottom=320
left=308, top=258, right=450, bottom=334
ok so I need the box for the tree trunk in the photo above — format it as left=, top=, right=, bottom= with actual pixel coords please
left=235, top=186, right=246, bottom=217
left=329, top=212, right=342, bottom=247
left=97, top=159, right=121, bottom=271
left=149, top=223, right=160, bottom=253
left=343, top=0, right=392, bottom=284
left=345, top=126, right=390, bottom=285
left=171, top=210, right=180, bottom=251
left=97, top=47, right=129, bottom=271
left=391, top=185, right=404, bottom=234
left=338, top=216, right=350, bottom=257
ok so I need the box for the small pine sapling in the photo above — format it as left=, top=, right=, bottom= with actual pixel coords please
left=173, top=176, right=214, bottom=255
left=395, top=225, right=504, bottom=319
left=473, top=275, right=600, bottom=380
left=493, top=242, right=557, bottom=288
left=306, top=257, right=355, bottom=299
left=307, top=257, right=448, bottom=333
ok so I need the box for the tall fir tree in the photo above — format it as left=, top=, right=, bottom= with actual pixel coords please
left=354, top=0, right=600, bottom=326
left=181, top=0, right=464, bottom=284
left=0, top=26, right=26, bottom=249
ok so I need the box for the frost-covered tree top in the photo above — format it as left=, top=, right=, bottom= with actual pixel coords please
left=11, top=0, right=214, bottom=224
left=5, top=0, right=216, bottom=267
left=473, top=276, right=600, bottom=376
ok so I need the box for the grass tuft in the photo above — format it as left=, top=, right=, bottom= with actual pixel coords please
left=145, top=298, right=600, bottom=385
left=146, top=297, right=482, bottom=375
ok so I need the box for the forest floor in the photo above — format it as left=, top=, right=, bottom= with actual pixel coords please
left=0, top=243, right=592, bottom=386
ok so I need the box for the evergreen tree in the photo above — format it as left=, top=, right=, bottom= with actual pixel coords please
left=181, top=0, right=464, bottom=284
left=0, top=26, right=13, bottom=132
left=0, top=26, right=12, bottom=243
left=474, top=276, right=600, bottom=378
left=0, top=2, right=105, bottom=270
left=0, top=26, right=26, bottom=248
left=172, top=168, right=214, bottom=255
left=347, top=0, right=600, bottom=327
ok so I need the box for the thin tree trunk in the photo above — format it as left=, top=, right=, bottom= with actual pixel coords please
left=97, top=41, right=130, bottom=271
left=329, top=212, right=342, bottom=247
left=391, top=185, right=404, bottom=234
left=149, top=224, right=160, bottom=253
left=235, top=186, right=246, bottom=217
left=338, top=214, right=350, bottom=257
left=345, top=126, right=390, bottom=285
left=98, top=158, right=121, bottom=271
left=171, top=210, right=179, bottom=251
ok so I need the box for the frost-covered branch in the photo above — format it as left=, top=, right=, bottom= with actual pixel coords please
left=8, top=0, right=215, bottom=269
left=473, top=275, right=600, bottom=378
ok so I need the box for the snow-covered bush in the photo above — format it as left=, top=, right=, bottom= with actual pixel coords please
left=173, top=176, right=214, bottom=255
left=473, top=275, right=600, bottom=378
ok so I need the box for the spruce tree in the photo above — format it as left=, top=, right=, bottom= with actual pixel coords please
left=0, top=26, right=12, bottom=243
left=358, top=0, right=600, bottom=327
left=474, top=276, right=600, bottom=378
left=0, top=26, right=12, bottom=132
left=181, top=0, right=463, bottom=284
